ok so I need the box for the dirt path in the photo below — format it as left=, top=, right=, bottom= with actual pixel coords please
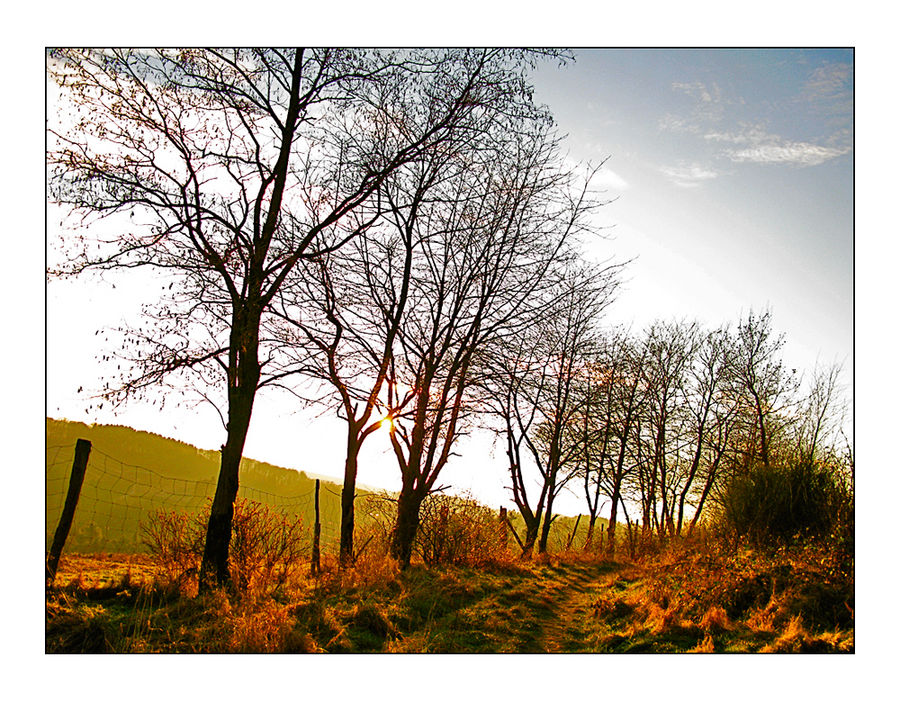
left=538, top=562, right=618, bottom=653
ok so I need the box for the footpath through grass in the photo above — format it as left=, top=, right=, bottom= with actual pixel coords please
left=46, top=540, right=853, bottom=653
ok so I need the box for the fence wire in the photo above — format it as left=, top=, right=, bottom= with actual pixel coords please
left=46, top=441, right=342, bottom=555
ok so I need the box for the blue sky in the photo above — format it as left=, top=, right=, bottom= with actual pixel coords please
left=530, top=49, right=853, bottom=379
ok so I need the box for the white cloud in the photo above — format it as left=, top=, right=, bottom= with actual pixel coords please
left=704, top=123, right=850, bottom=167
left=800, top=63, right=852, bottom=108
left=659, top=163, right=720, bottom=188
left=663, top=81, right=726, bottom=129
left=703, top=125, right=770, bottom=145
left=592, top=166, right=629, bottom=191
left=726, top=141, right=850, bottom=166
left=664, top=65, right=852, bottom=170
left=658, top=113, right=700, bottom=133
left=672, top=81, right=718, bottom=104
left=563, top=155, right=629, bottom=192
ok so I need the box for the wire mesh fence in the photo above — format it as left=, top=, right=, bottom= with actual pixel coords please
left=46, top=441, right=343, bottom=556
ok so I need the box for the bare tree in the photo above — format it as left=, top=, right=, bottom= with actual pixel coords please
left=532, top=270, right=614, bottom=554
left=380, top=134, right=613, bottom=567
left=674, top=324, right=735, bottom=533
left=576, top=345, right=617, bottom=550
left=637, top=320, right=696, bottom=536
left=270, top=145, right=465, bottom=566
left=603, top=334, right=648, bottom=557
left=47, top=48, right=551, bottom=587
left=482, top=265, right=617, bottom=556
left=484, top=330, right=551, bottom=557
left=269, top=64, right=576, bottom=566
left=730, top=309, right=799, bottom=471
left=795, top=360, right=846, bottom=466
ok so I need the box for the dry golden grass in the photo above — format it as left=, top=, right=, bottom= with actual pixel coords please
left=700, top=605, right=731, bottom=633
left=689, top=633, right=716, bottom=652
left=46, top=529, right=853, bottom=653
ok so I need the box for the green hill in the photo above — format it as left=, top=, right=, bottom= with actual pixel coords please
left=46, top=418, right=357, bottom=554
left=46, top=418, right=607, bottom=557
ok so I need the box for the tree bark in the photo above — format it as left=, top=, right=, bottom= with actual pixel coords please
left=606, top=487, right=620, bottom=558
left=199, top=306, right=262, bottom=591
left=199, top=391, right=254, bottom=590
left=584, top=516, right=597, bottom=550
left=391, top=486, right=424, bottom=568
left=521, top=518, right=540, bottom=559
left=339, top=428, right=362, bottom=567
left=537, top=482, right=557, bottom=554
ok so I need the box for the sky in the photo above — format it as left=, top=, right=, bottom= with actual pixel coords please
left=45, top=48, right=854, bottom=518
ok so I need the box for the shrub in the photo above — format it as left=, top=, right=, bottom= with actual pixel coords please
left=718, top=460, right=846, bottom=545
left=414, top=492, right=509, bottom=566
left=141, top=499, right=308, bottom=594
left=353, top=492, right=398, bottom=564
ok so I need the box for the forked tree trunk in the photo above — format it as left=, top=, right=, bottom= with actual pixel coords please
left=606, top=487, right=620, bottom=558
left=537, top=488, right=557, bottom=554
left=520, top=517, right=541, bottom=559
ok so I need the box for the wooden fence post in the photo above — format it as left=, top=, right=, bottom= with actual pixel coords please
left=310, top=479, right=321, bottom=575
left=565, top=514, right=582, bottom=551
left=46, top=438, right=92, bottom=585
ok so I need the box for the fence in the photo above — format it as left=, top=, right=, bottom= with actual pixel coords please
left=46, top=439, right=343, bottom=564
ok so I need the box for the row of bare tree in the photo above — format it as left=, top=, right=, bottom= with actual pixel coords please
left=482, top=306, right=850, bottom=557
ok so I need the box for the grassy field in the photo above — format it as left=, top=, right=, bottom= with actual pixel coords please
left=45, top=536, right=853, bottom=654
left=47, top=418, right=364, bottom=553
left=46, top=417, right=600, bottom=556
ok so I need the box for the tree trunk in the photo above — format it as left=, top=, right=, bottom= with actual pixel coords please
left=688, top=453, right=722, bottom=535
left=606, top=487, right=620, bottom=558
left=199, top=387, right=255, bottom=590
left=199, top=306, right=261, bottom=591
left=521, top=518, right=540, bottom=559
left=584, top=515, right=597, bottom=551
left=537, top=486, right=556, bottom=554
left=391, top=486, right=424, bottom=568
left=339, top=430, right=362, bottom=567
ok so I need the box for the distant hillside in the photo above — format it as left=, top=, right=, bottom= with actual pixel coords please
left=45, top=418, right=362, bottom=554
left=46, top=418, right=607, bottom=556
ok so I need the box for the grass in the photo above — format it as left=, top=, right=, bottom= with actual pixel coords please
left=45, top=535, right=853, bottom=653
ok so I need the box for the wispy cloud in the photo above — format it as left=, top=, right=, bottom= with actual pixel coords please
left=726, top=141, right=849, bottom=166
left=660, top=80, right=728, bottom=132
left=659, top=164, right=720, bottom=188
left=705, top=124, right=850, bottom=166
left=657, top=60, right=852, bottom=181
left=658, top=113, right=700, bottom=134
left=799, top=63, right=852, bottom=112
